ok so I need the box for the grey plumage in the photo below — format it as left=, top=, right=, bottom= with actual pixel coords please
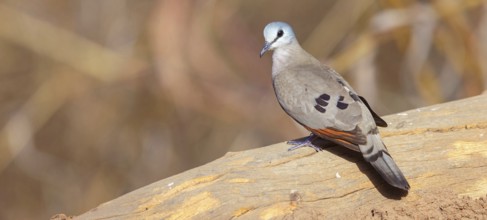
left=261, top=21, right=409, bottom=190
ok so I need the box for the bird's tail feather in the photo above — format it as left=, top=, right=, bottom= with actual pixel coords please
left=361, top=134, right=410, bottom=190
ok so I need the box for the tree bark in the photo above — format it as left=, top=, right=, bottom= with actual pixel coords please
left=72, top=93, right=487, bottom=219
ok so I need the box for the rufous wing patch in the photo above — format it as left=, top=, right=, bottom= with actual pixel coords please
left=304, top=126, right=367, bottom=149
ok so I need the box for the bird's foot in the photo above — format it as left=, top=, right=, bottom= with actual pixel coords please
left=287, top=134, right=322, bottom=152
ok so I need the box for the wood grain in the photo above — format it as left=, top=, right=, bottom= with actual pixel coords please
left=74, top=93, right=487, bottom=219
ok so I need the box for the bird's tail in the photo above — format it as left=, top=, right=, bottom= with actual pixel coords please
left=360, top=134, right=410, bottom=190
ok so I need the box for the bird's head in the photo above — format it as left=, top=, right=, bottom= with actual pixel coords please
left=260, top=21, right=296, bottom=57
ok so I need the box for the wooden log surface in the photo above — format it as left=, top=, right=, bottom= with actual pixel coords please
left=73, top=93, right=487, bottom=219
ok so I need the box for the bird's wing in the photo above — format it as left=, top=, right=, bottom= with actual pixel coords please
left=273, top=64, right=370, bottom=149
left=359, top=96, right=387, bottom=127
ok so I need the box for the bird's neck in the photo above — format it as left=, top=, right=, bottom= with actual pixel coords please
left=271, top=43, right=316, bottom=78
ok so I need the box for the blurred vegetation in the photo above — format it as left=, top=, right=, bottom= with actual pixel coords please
left=0, top=0, right=485, bottom=219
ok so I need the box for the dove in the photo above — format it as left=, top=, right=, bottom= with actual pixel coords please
left=260, top=21, right=409, bottom=190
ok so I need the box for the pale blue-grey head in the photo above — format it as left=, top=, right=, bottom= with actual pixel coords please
left=260, top=21, right=297, bottom=57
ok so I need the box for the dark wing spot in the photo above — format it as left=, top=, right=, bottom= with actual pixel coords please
left=336, top=79, right=360, bottom=101
left=349, top=92, right=360, bottom=101
left=314, top=105, right=326, bottom=113
left=319, top=93, right=330, bottom=101
left=337, top=79, right=345, bottom=86
left=315, top=98, right=328, bottom=106
left=368, top=127, right=379, bottom=134
left=338, top=96, right=345, bottom=101
left=336, top=102, right=349, bottom=110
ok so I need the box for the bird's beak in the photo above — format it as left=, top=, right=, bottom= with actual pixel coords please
left=260, top=41, right=271, bottom=58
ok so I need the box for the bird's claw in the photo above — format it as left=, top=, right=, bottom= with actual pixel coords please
left=286, top=134, right=322, bottom=152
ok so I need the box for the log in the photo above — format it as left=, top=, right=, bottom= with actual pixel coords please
left=71, top=94, right=487, bottom=219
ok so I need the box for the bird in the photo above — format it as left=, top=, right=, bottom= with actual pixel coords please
left=260, top=21, right=410, bottom=190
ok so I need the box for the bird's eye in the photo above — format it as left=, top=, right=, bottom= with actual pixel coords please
left=277, top=30, right=284, bottom=37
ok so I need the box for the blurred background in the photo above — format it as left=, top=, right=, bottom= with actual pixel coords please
left=0, top=0, right=485, bottom=219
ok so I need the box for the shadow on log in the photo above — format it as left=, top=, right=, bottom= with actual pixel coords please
left=65, top=94, right=487, bottom=219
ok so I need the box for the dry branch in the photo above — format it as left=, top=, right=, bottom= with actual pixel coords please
left=73, top=93, right=487, bottom=219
